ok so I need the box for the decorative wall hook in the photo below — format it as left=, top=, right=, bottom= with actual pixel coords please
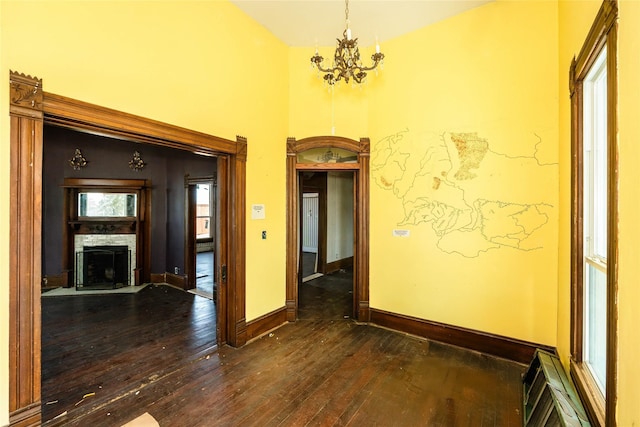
left=129, top=151, right=146, bottom=171
left=69, top=148, right=88, bottom=170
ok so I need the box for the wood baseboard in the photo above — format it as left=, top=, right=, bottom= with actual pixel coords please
left=246, top=307, right=287, bottom=341
left=370, top=308, right=555, bottom=365
left=42, top=272, right=70, bottom=289
left=325, top=256, right=353, bottom=274
left=150, top=272, right=188, bottom=290
left=166, top=273, right=187, bottom=289
left=150, top=273, right=165, bottom=283
left=9, top=402, right=41, bottom=427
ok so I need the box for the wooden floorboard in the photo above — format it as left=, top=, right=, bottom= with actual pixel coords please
left=41, top=271, right=525, bottom=426
left=41, top=284, right=217, bottom=424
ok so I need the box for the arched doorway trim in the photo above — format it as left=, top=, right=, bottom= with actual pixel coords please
left=286, top=135, right=370, bottom=322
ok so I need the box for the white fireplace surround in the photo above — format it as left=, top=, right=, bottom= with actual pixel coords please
left=75, top=234, right=137, bottom=286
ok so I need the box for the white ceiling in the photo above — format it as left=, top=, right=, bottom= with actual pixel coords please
left=230, top=0, right=493, bottom=47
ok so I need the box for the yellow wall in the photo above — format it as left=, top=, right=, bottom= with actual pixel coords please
left=2, top=0, right=639, bottom=424
left=367, top=1, right=559, bottom=344
left=615, top=1, right=640, bottom=423
left=288, top=48, right=369, bottom=139
left=290, top=1, right=560, bottom=346
left=0, top=2, right=288, bottom=423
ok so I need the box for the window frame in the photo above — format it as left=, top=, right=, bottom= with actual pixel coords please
left=569, top=1, right=618, bottom=426
left=196, top=183, right=214, bottom=241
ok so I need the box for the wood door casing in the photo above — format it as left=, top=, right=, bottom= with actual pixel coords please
left=8, top=71, right=247, bottom=426
left=286, top=136, right=370, bottom=323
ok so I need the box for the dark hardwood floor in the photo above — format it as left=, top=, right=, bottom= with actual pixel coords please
left=41, top=273, right=525, bottom=426
left=41, top=285, right=217, bottom=424
left=196, top=251, right=215, bottom=297
left=301, top=251, right=317, bottom=278
left=299, top=267, right=352, bottom=320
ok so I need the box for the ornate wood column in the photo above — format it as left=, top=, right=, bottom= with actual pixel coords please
left=227, top=136, right=247, bottom=346
left=356, top=138, right=371, bottom=322
left=9, top=72, right=43, bottom=426
left=285, top=138, right=298, bottom=321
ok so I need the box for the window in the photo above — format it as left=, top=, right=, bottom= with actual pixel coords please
left=582, top=45, right=608, bottom=394
left=196, top=183, right=213, bottom=239
left=78, top=192, right=137, bottom=218
left=570, top=1, right=617, bottom=425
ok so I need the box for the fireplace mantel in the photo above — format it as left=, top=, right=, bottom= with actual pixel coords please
left=62, top=178, right=151, bottom=287
left=68, top=220, right=137, bottom=234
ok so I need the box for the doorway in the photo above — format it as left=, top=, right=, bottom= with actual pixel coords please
left=285, top=136, right=370, bottom=323
left=39, top=125, right=221, bottom=424
left=186, top=178, right=217, bottom=301
left=298, top=171, right=355, bottom=320
left=8, top=72, right=248, bottom=425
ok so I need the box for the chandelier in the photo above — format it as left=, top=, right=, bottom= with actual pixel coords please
left=310, top=0, right=385, bottom=85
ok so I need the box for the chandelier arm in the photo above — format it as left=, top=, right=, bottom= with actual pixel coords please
left=314, top=63, right=340, bottom=74
left=354, top=62, right=381, bottom=72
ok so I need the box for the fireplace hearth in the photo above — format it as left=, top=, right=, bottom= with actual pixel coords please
left=76, top=245, right=131, bottom=290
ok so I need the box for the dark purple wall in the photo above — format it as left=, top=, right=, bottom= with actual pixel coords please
left=43, top=125, right=216, bottom=276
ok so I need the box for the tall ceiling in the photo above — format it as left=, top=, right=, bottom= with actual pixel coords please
left=230, top=0, right=493, bottom=47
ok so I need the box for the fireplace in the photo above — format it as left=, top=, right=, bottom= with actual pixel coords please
left=74, top=233, right=137, bottom=289
left=76, top=244, right=132, bottom=290
left=64, top=178, right=150, bottom=289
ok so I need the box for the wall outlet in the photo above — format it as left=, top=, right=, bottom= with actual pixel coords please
left=174, top=266, right=179, bottom=274
left=262, top=230, right=267, bottom=240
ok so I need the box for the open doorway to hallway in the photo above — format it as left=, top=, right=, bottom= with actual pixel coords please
left=298, top=171, right=354, bottom=320
left=285, top=136, right=370, bottom=324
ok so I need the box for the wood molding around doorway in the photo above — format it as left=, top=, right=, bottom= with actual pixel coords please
left=8, top=71, right=247, bottom=426
left=286, top=136, right=370, bottom=323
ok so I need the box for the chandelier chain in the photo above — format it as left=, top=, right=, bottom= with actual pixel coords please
left=345, top=0, right=349, bottom=21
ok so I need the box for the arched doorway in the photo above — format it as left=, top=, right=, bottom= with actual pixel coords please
left=286, top=136, right=370, bottom=322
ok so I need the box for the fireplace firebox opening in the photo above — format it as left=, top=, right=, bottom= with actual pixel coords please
left=76, top=245, right=131, bottom=290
